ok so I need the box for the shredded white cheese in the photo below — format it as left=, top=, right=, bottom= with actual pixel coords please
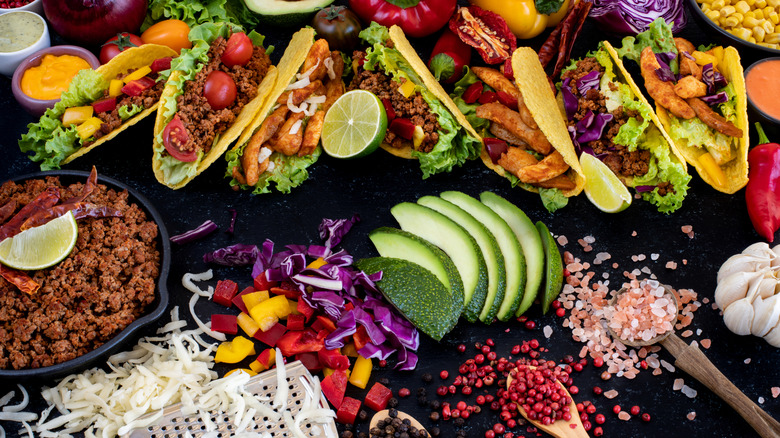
left=324, top=56, right=336, bottom=81
left=267, top=162, right=276, bottom=173
left=289, top=119, right=304, bottom=135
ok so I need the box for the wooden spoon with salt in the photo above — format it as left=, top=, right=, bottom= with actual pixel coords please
left=506, top=368, right=588, bottom=438
left=369, top=409, right=429, bottom=436
left=607, top=285, right=780, bottom=438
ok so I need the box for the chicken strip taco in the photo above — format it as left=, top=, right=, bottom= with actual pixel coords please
left=153, top=22, right=277, bottom=189
left=617, top=19, right=748, bottom=194
left=18, top=44, right=177, bottom=171
left=559, top=41, right=691, bottom=214
left=450, top=48, right=585, bottom=212
left=348, top=22, right=482, bottom=178
left=226, top=28, right=346, bottom=194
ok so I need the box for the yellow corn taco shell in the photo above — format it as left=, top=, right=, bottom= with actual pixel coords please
left=479, top=47, right=585, bottom=197
left=62, top=44, right=177, bottom=164
left=380, top=25, right=481, bottom=159
left=654, top=46, right=748, bottom=194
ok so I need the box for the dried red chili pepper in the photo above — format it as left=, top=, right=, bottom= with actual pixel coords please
left=0, top=200, right=17, bottom=225
left=19, top=203, right=123, bottom=231
left=551, top=0, right=592, bottom=80
left=0, top=264, right=40, bottom=295
left=428, top=28, right=472, bottom=84
left=449, top=6, right=516, bottom=65
left=0, top=186, right=60, bottom=240
left=64, top=166, right=98, bottom=203
left=746, top=123, right=780, bottom=242
left=538, top=25, right=563, bottom=68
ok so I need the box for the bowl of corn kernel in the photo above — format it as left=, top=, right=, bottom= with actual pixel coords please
left=688, top=0, right=780, bottom=55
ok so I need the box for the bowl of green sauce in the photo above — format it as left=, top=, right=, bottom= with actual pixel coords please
left=0, top=10, right=49, bottom=76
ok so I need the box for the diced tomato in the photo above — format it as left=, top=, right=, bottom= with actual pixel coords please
left=296, top=299, right=315, bottom=321
left=353, top=325, right=370, bottom=351
left=316, top=315, right=337, bottom=333
left=91, top=97, right=117, bottom=114
left=277, top=329, right=324, bottom=356
left=232, top=286, right=256, bottom=313
left=364, top=382, right=393, bottom=411
left=150, top=57, right=172, bottom=73
left=477, top=90, right=498, bottom=104
left=336, top=396, right=361, bottom=424
left=213, top=279, right=239, bottom=307
left=318, top=348, right=350, bottom=371
left=210, top=314, right=238, bottom=335
left=287, top=313, right=306, bottom=331
left=295, top=352, right=323, bottom=372
left=253, top=271, right=278, bottom=291
left=253, top=322, right=287, bottom=347
left=121, top=76, right=156, bottom=97
left=321, top=369, right=348, bottom=409
left=462, top=81, right=484, bottom=104
left=496, top=90, right=518, bottom=108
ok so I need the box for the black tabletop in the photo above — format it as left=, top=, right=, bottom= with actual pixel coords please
left=1, top=2, right=778, bottom=437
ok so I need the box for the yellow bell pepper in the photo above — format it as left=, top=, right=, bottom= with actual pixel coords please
left=242, top=290, right=270, bottom=311
left=62, top=106, right=93, bottom=127
left=307, top=257, right=327, bottom=269
left=75, top=117, right=103, bottom=140
left=109, top=79, right=124, bottom=97
left=342, top=342, right=359, bottom=358
left=470, top=0, right=572, bottom=39
left=698, top=152, right=728, bottom=188
left=398, top=77, right=416, bottom=98
left=249, top=295, right=291, bottom=332
left=214, top=336, right=256, bottom=364
left=123, top=65, right=152, bottom=83
left=237, top=312, right=261, bottom=338
left=348, top=355, right=373, bottom=389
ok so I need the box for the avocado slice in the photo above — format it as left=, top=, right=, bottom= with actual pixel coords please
left=369, top=227, right=464, bottom=330
left=417, top=195, right=504, bottom=324
left=439, top=191, right=525, bottom=322
left=355, top=257, right=459, bottom=341
left=480, top=192, right=545, bottom=317
left=390, top=202, right=490, bottom=323
left=536, top=221, right=564, bottom=314
left=242, top=0, right=335, bottom=27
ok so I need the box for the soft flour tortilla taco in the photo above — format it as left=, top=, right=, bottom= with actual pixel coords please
left=559, top=40, right=691, bottom=214
left=348, top=22, right=482, bottom=178
left=617, top=19, right=748, bottom=194
left=18, top=44, right=177, bottom=171
left=451, top=47, right=585, bottom=212
left=153, top=22, right=277, bottom=190
left=226, top=28, right=346, bottom=194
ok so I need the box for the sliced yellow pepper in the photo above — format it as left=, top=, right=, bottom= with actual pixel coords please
left=698, top=152, right=728, bottom=188
left=214, top=336, right=256, bottom=364
left=692, top=50, right=718, bottom=67
left=342, top=342, right=359, bottom=358
left=123, top=65, right=152, bottom=83
left=75, top=117, right=103, bottom=140
left=249, top=295, right=291, bottom=332
left=62, top=106, right=93, bottom=127
left=398, top=78, right=416, bottom=98
left=348, top=355, right=373, bottom=389
left=307, top=257, right=327, bottom=269
left=237, top=312, right=261, bottom=338
left=109, top=79, right=124, bottom=97
left=242, top=290, right=270, bottom=311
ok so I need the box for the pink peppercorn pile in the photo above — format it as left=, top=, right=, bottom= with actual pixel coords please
left=0, top=0, right=32, bottom=8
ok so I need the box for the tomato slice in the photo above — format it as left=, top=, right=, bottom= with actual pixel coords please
left=162, top=115, right=196, bottom=162
left=221, top=32, right=253, bottom=68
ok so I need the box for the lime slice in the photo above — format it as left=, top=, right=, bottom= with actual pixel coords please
left=321, top=89, right=388, bottom=159
left=0, top=211, right=78, bottom=270
left=580, top=153, right=632, bottom=213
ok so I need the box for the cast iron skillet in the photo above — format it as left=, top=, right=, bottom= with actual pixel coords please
left=0, top=170, right=171, bottom=380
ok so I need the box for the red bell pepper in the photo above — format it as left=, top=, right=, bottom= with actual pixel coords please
left=296, top=299, right=316, bottom=321
left=150, top=57, right=172, bottom=73
left=253, top=271, right=278, bottom=291
left=254, top=322, right=287, bottom=347
left=381, top=98, right=396, bottom=121
left=364, top=382, right=393, bottom=411
left=277, top=329, right=324, bottom=356
left=349, top=0, right=457, bottom=38
left=210, top=314, right=238, bottom=335
left=496, top=90, right=518, bottom=108
left=353, top=325, right=371, bottom=351
left=389, top=118, right=416, bottom=140
left=249, top=348, right=276, bottom=373
left=462, top=81, right=484, bottom=104
left=121, top=76, right=156, bottom=97
left=336, top=396, right=362, bottom=424
left=318, top=348, right=350, bottom=371
left=746, top=123, right=780, bottom=242
left=270, top=283, right=301, bottom=299
left=214, top=279, right=239, bottom=308
left=91, top=97, right=117, bottom=114
left=477, top=90, right=498, bottom=104
left=449, top=6, right=516, bottom=65
left=232, top=286, right=255, bottom=313
left=295, top=352, right=323, bottom=372
left=428, top=28, right=472, bottom=84
left=322, top=369, right=349, bottom=409
left=316, top=315, right=337, bottom=333
left=287, top=313, right=306, bottom=331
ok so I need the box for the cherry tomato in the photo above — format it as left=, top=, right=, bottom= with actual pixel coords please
left=100, top=33, right=144, bottom=64
left=162, top=115, right=196, bottom=162
left=141, top=19, right=192, bottom=54
left=311, top=6, right=362, bottom=52
left=204, top=71, right=237, bottom=110
left=221, top=32, right=253, bottom=68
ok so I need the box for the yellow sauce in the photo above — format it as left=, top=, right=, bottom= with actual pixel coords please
left=20, top=54, right=91, bottom=101
left=0, top=11, right=44, bottom=53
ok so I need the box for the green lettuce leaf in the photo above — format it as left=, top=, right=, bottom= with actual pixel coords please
left=225, top=145, right=322, bottom=194
left=119, top=104, right=144, bottom=121
left=143, top=0, right=258, bottom=31
left=539, top=188, right=568, bottom=213
left=359, top=21, right=391, bottom=47
left=451, top=67, right=490, bottom=136
left=615, top=18, right=678, bottom=68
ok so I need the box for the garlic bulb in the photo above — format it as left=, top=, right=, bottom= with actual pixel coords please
left=716, top=242, right=780, bottom=346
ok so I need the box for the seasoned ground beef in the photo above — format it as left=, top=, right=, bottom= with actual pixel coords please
left=348, top=51, right=441, bottom=153
left=0, top=176, right=160, bottom=370
left=175, top=36, right=272, bottom=155
left=92, top=75, right=166, bottom=142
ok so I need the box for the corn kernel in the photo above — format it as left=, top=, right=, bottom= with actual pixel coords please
left=769, top=11, right=779, bottom=24
left=746, top=0, right=756, bottom=5
left=763, top=20, right=775, bottom=32
left=735, top=0, right=751, bottom=13
left=764, top=5, right=774, bottom=14
left=754, top=25, right=767, bottom=41
left=721, top=4, right=736, bottom=15
left=732, top=27, right=754, bottom=39
left=723, top=15, right=741, bottom=27
left=754, top=9, right=765, bottom=18
left=713, top=0, right=726, bottom=8
left=766, top=32, right=780, bottom=43
left=732, top=12, right=745, bottom=22
left=702, top=2, right=711, bottom=11
left=744, top=16, right=762, bottom=27
left=756, top=0, right=768, bottom=6
left=768, top=0, right=780, bottom=6
left=706, top=9, right=721, bottom=20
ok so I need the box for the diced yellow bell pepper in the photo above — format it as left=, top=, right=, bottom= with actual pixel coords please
left=692, top=50, right=718, bottom=67
left=412, top=125, right=425, bottom=149
left=237, top=312, right=261, bottom=338
left=123, top=65, right=152, bottom=83
left=348, top=355, right=372, bottom=389
left=242, top=290, right=270, bottom=311
left=698, top=152, right=728, bottom=188
left=214, top=336, right=256, bottom=364
left=342, top=342, right=359, bottom=358
left=224, top=368, right=257, bottom=378
left=62, top=106, right=93, bottom=126
left=249, top=295, right=290, bottom=332
left=75, top=117, right=103, bottom=140
left=288, top=299, right=301, bottom=316
left=307, top=257, right=327, bottom=269
left=109, top=79, right=124, bottom=97
left=710, top=46, right=725, bottom=67
left=249, top=348, right=276, bottom=373
left=323, top=367, right=351, bottom=378
left=398, top=78, right=416, bottom=98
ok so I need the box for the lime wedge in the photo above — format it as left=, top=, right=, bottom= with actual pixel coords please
left=0, top=211, right=78, bottom=270
left=321, top=89, right=388, bottom=159
left=580, top=153, right=632, bottom=213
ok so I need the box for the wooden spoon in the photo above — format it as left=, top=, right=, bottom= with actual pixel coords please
left=506, top=368, right=588, bottom=438
left=607, top=285, right=780, bottom=438
left=369, top=409, right=429, bottom=436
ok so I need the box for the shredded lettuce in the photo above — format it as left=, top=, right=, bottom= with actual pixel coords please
left=118, top=104, right=144, bottom=121
left=615, top=18, right=678, bottom=67
left=225, top=144, right=322, bottom=194
left=143, top=0, right=258, bottom=31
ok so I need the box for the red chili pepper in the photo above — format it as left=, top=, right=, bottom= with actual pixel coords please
left=483, top=137, right=508, bottom=164
left=496, top=90, right=518, bottom=108
left=0, top=264, right=39, bottom=295
left=462, top=81, right=484, bottom=104
left=150, top=57, right=172, bottom=73
left=746, top=123, right=780, bottom=242
left=92, top=97, right=117, bottom=114
left=449, top=6, right=516, bottom=65
left=428, top=28, right=472, bottom=84
left=348, top=0, right=457, bottom=38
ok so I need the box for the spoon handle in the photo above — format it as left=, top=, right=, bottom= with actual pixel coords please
left=662, top=334, right=780, bottom=438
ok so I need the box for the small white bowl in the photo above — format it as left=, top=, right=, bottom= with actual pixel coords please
left=0, top=0, right=43, bottom=15
left=0, top=10, right=49, bottom=77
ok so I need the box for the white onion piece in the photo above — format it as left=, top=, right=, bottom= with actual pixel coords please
left=296, top=60, right=319, bottom=80
left=287, top=76, right=311, bottom=91
left=258, top=147, right=273, bottom=164
left=289, top=119, right=303, bottom=135
left=324, top=56, right=336, bottom=80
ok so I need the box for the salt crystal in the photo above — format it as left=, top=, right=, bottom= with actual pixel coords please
left=646, top=356, right=660, bottom=368
left=759, top=396, right=765, bottom=404
left=618, top=411, right=631, bottom=421
left=772, top=387, right=780, bottom=398
left=584, top=235, right=595, bottom=244
left=666, top=261, right=678, bottom=269
left=651, top=253, right=659, bottom=260
left=604, top=389, right=619, bottom=399
left=637, top=254, right=646, bottom=261
left=687, top=411, right=696, bottom=420
left=673, top=378, right=684, bottom=390
left=681, top=225, right=693, bottom=233
left=681, top=385, right=698, bottom=398
left=745, top=358, right=752, bottom=364
left=696, top=329, right=702, bottom=336
left=557, top=235, right=569, bottom=246
left=632, top=231, right=638, bottom=236
left=660, top=359, right=676, bottom=372
left=543, top=325, right=553, bottom=338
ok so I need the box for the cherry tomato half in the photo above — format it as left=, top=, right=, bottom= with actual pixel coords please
left=221, top=32, right=253, bottom=68
left=204, top=70, right=237, bottom=110
left=100, top=33, right=144, bottom=64
left=162, top=115, right=196, bottom=162
left=141, top=19, right=192, bottom=54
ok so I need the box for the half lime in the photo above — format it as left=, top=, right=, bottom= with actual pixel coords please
left=0, top=211, right=78, bottom=270
left=321, top=89, right=388, bottom=159
left=580, top=153, right=632, bottom=213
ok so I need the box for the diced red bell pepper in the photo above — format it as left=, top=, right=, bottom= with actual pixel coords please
left=353, top=325, right=371, bottom=351
left=496, top=90, right=518, bottom=108
left=210, top=314, right=238, bottom=335
left=321, top=369, right=348, bottom=409
left=254, top=322, right=287, bottom=347
left=318, top=348, right=350, bottom=371
left=344, top=302, right=354, bottom=312
left=364, top=382, right=393, bottom=411
left=150, top=57, right=172, bottom=73
left=214, top=279, right=239, bottom=308
left=462, top=81, right=484, bottom=104
left=381, top=98, right=396, bottom=121
left=91, top=97, right=117, bottom=114
left=277, top=329, right=324, bottom=356
left=253, top=271, right=278, bottom=291
left=389, top=117, right=415, bottom=140
left=121, top=76, right=156, bottom=97
left=316, top=315, right=337, bottom=333
left=296, top=299, right=315, bottom=321
left=295, top=351, right=323, bottom=372
left=232, top=286, right=256, bottom=313
left=249, top=347, right=276, bottom=373
left=270, top=281, right=301, bottom=299
left=336, top=396, right=361, bottom=424
left=477, top=90, right=498, bottom=104
left=287, top=313, right=306, bottom=331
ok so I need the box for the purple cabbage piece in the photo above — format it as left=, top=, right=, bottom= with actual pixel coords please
left=251, top=240, right=275, bottom=278
left=655, top=51, right=676, bottom=66
left=577, top=71, right=601, bottom=94
left=226, top=209, right=237, bottom=235
left=700, top=91, right=729, bottom=106
left=654, top=54, right=676, bottom=82
left=319, top=215, right=360, bottom=248
left=170, top=220, right=218, bottom=244
left=635, top=185, right=656, bottom=192
left=561, top=78, right=579, bottom=121
left=702, top=63, right=727, bottom=94
left=576, top=110, right=614, bottom=143
left=203, top=244, right=259, bottom=266
left=589, top=0, right=687, bottom=36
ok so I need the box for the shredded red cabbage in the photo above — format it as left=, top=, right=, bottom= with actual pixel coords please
left=170, top=220, right=218, bottom=244
left=702, top=63, right=727, bottom=94
left=635, top=185, right=656, bottom=192
left=561, top=78, right=579, bottom=121
left=654, top=54, right=676, bottom=82
left=700, top=91, right=729, bottom=106
left=577, top=71, right=601, bottom=93
left=575, top=111, right=614, bottom=143
left=589, top=0, right=687, bottom=36
left=226, top=209, right=237, bottom=235
left=203, top=244, right=260, bottom=266
left=319, top=214, right=360, bottom=248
